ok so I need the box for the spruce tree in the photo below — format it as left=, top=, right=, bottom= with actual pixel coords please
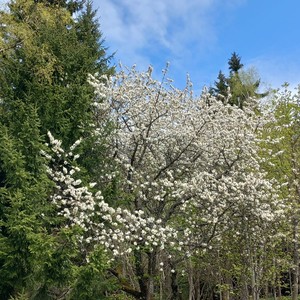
left=0, top=0, right=114, bottom=297
left=75, top=0, right=114, bottom=76
left=34, top=0, right=85, bottom=13
left=0, top=0, right=113, bottom=148
left=212, top=52, right=267, bottom=109
left=228, top=51, right=244, bottom=74
left=211, top=70, right=229, bottom=101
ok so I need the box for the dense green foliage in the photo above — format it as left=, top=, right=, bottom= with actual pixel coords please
left=0, top=0, right=115, bottom=298
left=0, top=0, right=113, bottom=147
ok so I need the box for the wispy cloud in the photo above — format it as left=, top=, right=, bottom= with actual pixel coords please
left=98, top=0, right=245, bottom=76
left=247, top=55, right=300, bottom=90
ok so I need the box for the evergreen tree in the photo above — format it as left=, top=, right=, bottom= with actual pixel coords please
left=0, top=0, right=115, bottom=188
left=0, top=0, right=115, bottom=297
left=0, top=112, right=54, bottom=298
left=211, top=70, right=229, bottom=101
left=227, top=52, right=246, bottom=107
left=212, top=52, right=268, bottom=109
left=34, top=0, right=85, bottom=13
left=228, top=51, right=244, bottom=74
left=75, top=1, right=114, bottom=76
left=0, top=0, right=113, bottom=149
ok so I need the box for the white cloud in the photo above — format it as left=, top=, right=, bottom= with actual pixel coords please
left=97, top=0, right=245, bottom=72
left=99, top=0, right=168, bottom=64
left=247, top=55, right=300, bottom=90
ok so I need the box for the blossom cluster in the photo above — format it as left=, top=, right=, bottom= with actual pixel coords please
left=44, top=132, right=179, bottom=257
left=88, top=66, right=283, bottom=252
left=45, top=66, right=284, bottom=261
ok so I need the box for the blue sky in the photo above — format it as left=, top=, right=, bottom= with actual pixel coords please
left=95, top=0, right=300, bottom=91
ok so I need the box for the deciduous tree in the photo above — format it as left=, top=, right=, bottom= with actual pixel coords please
left=46, top=66, right=282, bottom=299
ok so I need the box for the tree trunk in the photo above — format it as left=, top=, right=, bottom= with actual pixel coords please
left=134, top=250, right=147, bottom=299
left=222, top=275, right=231, bottom=300
left=292, top=217, right=299, bottom=300
left=188, top=259, right=194, bottom=300
left=223, top=289, right=230, bottom=300
left=264, top=284, right=268, bottom=300
left=273, top=287, right=277, bottom=300
left=251, top=259, right=258, bottom=300
left=170, top=269, right=180, bottom=300
left=146, top=251, right=157, bottom=300
left=240, top=281, right=249, bottom=300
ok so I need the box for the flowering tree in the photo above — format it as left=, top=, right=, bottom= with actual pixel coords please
left=259, top=85, right=300, bottom=300
left=46, top=66, right=283, bottom=299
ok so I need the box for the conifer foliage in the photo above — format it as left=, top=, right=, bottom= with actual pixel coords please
left=0, top=0, right=114, bottom=298
left=212, top=52, right=268, bottom=108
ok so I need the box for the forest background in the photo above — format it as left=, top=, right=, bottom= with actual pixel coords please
left=1, top=1, right=300, bottom=300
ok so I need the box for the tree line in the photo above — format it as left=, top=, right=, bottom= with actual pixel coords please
left=0, top=1, right=300, bottom=300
